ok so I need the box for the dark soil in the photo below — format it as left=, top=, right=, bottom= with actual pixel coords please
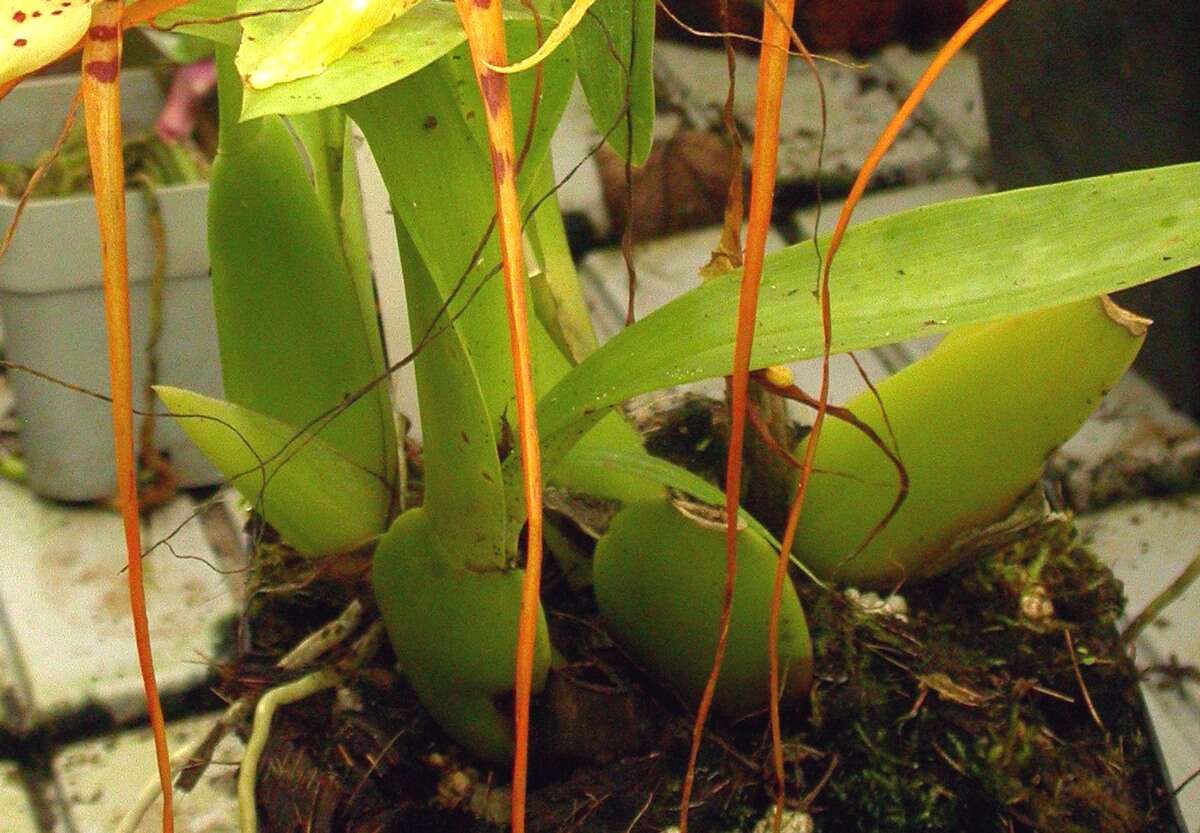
left=224, top=430, right=1180, bottom=833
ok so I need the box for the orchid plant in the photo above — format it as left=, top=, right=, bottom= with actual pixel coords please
left=2, top=2, right=1198, bottom=833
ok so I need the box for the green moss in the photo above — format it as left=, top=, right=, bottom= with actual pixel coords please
left=792, top=516, right=1166, bottom=833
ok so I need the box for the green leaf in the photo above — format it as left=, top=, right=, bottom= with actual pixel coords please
left=526, top=158, right=599, bottom=362
left=571, top=0, right=655, bottom=164
left=392, top=220, right=509, bottom=569
left=156, top=387, right=390, bottom=557
left=153, top=0, right=241, bottom=45
left=286, top=110, right=387, bottom=375
left=535, top=163, right=1200, bottom=469
left=210, top=52, right=397, bottom=493
left=237, top=0, right=533, bottom=120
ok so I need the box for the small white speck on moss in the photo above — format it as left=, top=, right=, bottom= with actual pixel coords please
left=752, top=808, right=815, bottom=833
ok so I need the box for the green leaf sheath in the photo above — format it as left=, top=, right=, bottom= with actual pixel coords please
left=790, top=296, right=1146, bottom=586
left=157, top=387, right=391, bottom=555
left=571, top=0, right=656, bottom=164
left=346, top=33, right=572, bottom=423
left=349, top=47, right=655, bottom=541
left=594, top=500, right=812, bottom=717
left=287, top=110, right=390, bottom=405
left=209, top=49, right=396, bottom=500
left=535, top=164, right=1200, bottom=474
left=526, top=159, right=600, bottom=363
left=391, top=218, right=509, bottom=569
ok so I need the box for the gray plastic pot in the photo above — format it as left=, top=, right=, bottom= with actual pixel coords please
left=0, top=71, right=223, bottom=501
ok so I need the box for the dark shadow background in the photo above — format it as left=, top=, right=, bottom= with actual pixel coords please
left=973, top=0, right=1200, bottom=414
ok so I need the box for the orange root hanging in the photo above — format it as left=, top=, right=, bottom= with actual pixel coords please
left=766, top=0, right=1012, bottom=827
left=451, top=4, right=543, bottom=833
left=82, top=4, right=174, bottom=833
left=679, top=1, right=796, bottom=831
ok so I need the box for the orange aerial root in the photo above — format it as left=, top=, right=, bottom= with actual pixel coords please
left=680, top=1, right=796, bottom=831
left=450, top=4, right=543, bottom=833
left=81, top=4, right=174, bottom=833
left=767, top=0, right=1011, bottom=827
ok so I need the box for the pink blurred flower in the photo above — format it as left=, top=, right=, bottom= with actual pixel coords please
left=155, top=58, right=217, bottom=144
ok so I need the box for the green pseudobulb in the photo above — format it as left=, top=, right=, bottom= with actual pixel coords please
left=372, top=508, right=550, bottom=761
left=594, top=499, right=812, bottom=718
left=791, top=297, right=1147, bottom=586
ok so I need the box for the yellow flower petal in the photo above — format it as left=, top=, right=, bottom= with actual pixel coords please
left=0, top=0, right=95, bottom=85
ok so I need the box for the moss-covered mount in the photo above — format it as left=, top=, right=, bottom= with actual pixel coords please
left=236, top=500, right=1175, bottom=833
left=794, top=516, right=1171, bottom=833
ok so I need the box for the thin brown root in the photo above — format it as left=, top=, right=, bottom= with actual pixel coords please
left=1065, top=628, right=1106, bottom=733
left=147, top=1, right=321, bottom=32
left=515, top=0, right=545, bottom=173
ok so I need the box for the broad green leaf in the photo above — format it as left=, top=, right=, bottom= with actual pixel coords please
left=571, top=0, right=655, bottom=164
left=238, top=0, right=534, bottom=120
left=153, top=0, right=241, bottom=45
left=533, top=163, right=1200, bottom=471
left=156, top=387, right=390, bottom=556
left=210, top=51, right=396, bottom=492
left=243, top=0, right=421, bottom=90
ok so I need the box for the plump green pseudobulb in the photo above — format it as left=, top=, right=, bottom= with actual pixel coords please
left=372, top=508, right=551, bottom=762
left=593, top=499, right=812, bottom=719
left=791, top=296, right=1148, bottom=587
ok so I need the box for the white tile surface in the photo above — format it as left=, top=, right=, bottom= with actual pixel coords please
left=876, top=45, right=990, bottom=167
left=56, top=713, right=242, bottom=833
left=0, top=486, right=238, bottom=728
left=1080, top=495, right=1200, bottom=830
left=0, top=596, right=33, bottom=734
left=0, top=761, right=40, bottom=833
left=654, top=41, right=945, bottom=184
left=1057, top=373, right=1200, bottom=511
left=353, top=127, right=421, bottom=435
